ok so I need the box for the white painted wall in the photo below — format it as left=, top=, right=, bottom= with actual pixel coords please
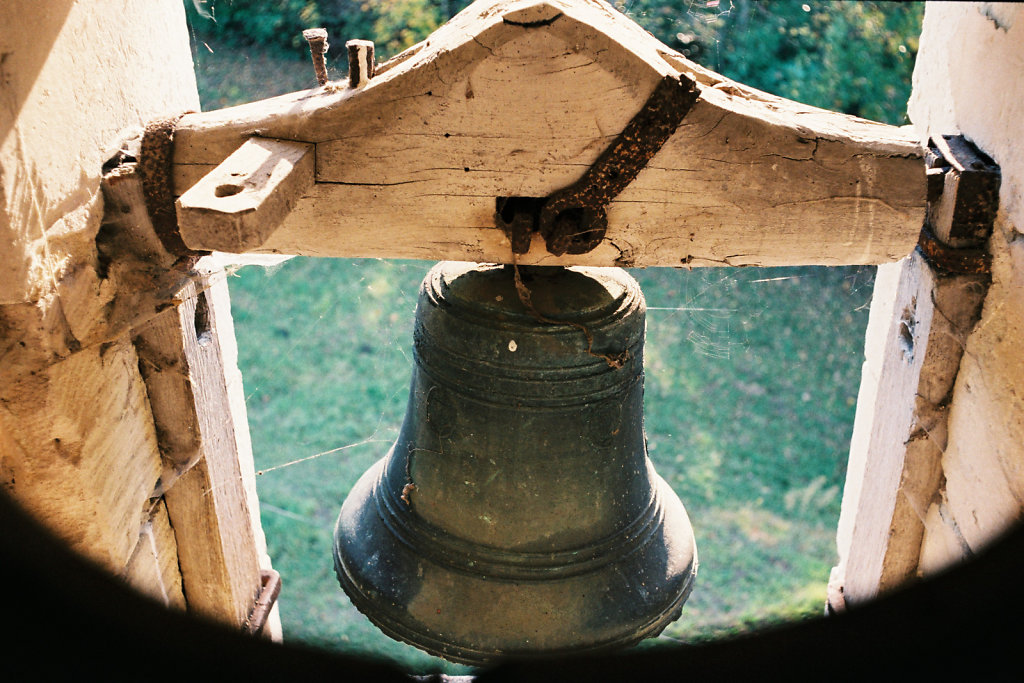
left=835, top=2, right=1024, bottom=606
left=908, top=1, right=1024, bottom=573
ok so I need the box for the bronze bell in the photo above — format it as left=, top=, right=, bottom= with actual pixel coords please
left=333, top=262, right=697, bottom=664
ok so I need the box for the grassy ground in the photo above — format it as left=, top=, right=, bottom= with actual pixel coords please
left=226, top=258, right=873, bottom=672
left=191, top=37, right=876, bottom=674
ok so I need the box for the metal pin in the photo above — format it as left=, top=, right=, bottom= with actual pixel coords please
left=346, top=39, right=375, bottom=88
left=302, top=28, right=329, bottom=87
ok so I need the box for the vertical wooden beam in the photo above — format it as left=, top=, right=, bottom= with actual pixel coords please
left=834, top=251, right=989, bottom=606
left=0, top=338, right=164, bottom=573
left=203, top=255, right=284, bottom=640
left=833, top=135, right=998, bottom=608
left=113, top=136, right=278, bottom=633
left=140, top=273, right=264, bottom=628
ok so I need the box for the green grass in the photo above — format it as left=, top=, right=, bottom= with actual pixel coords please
left=227, top=259, right=873, bottom=672
left=191, top=39, right=876, bottom=674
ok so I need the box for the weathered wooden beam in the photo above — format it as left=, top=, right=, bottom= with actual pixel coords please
left=107, top=146, right=279, bottom=629
left=123, top=499, right=186, bottom=610
left=133, top=294, right=205, bottom=495
left=832, top=135, right=998, bottom=607
left=149, top=272, right=264, bottom=628
left=833, top=251, right=989, bottom=606
left=0, top=338, right=164, bottom=573
left=171, top=0, right=925, bottom=266
left=176, top=138, right=314, bottom=254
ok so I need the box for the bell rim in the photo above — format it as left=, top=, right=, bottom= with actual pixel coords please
left=333, top=458, right=698, bottom=665
left=333, top=546, right=697, bottom=666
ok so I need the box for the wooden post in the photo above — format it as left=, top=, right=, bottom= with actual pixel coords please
left=123, top=499, right=186, bottom=610
left=833, top=251, right=989, bottom=605
left=833, top=135, right=999, bottom=607
left=137, top=272, right=266, bottom=628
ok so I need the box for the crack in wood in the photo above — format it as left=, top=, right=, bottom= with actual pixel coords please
left=503, top=13, right=563, bottom=28
left=315, top=179, right=424, bottom=187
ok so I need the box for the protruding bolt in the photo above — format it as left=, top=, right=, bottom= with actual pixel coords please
left=302, top=28, right=329, bottom=86
left=346, top=39, right=375, bottom=88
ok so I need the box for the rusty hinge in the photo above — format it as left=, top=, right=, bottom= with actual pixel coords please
left=245, top=569, right=282, bottom=637
left=917, top=134, right=1000, bottom=276
left=497, top=73, right=700, bottom=257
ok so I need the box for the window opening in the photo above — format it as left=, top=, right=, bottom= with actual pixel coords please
left=187, top=0, right=922, bottom=673
left=228, top=258, right=873, bottom=671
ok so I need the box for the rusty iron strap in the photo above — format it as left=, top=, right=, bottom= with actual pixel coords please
left=139, top=112, right=207, bottom=262
left=497, top=74, right=700, bottom=257
left=916, top=134, right=1000, bottom=278
left=245, top=569, right=282, bottom=636
left=916, top=224, right=991, bottom=278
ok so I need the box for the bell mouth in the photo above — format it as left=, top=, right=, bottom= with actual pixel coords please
left=333, top=455, right=697, bottom=666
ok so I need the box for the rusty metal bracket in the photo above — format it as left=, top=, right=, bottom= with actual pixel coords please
left=916, top=134, right=1000, bottom=276
left=917, top=224, right=991, bottom=277
left=245, top=569, right=282, bottom=637
left=138, top=112, right=206, bottom=262
left=497, top=73, right=700, bottom=256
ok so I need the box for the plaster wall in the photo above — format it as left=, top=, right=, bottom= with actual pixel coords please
left=0, top=0, right=197, bottom=575
left=907, top=1, right=1024, bottom=573
left=0, top=0, right=199, bottom=304
left=0, top=0, right=272, bottom=633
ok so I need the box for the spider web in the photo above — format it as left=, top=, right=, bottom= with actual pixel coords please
left=182, top=0, right=900, bottom=670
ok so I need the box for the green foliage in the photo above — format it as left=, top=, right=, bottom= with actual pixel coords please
left=187, top=0, right=330, bottom=54
left=187, top=0, right=922, bottom=124
left=617, top=0, right=923, bottom=124
left=186, top=0, right=470, bottom=61
left=369, top=0, right=441, bottom=56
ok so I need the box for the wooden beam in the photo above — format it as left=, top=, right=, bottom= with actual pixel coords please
left=152, top=273, right=262, bottom=627
left=0, top=338, right=164, bottom=573
left=123, top=499, right=186, bottom=610
left=113, top=131, right=279, bottom=627
left=134, top=305, right=203, bottom=493
left=201, top=254, right=284, bottom=640
left=176, top=138, right=314, bottom=253
left=101, top=150, right=178, bottom=270
left=834, top=250, right=989, bottom=605
left=171, top=0, right=925, bottom=267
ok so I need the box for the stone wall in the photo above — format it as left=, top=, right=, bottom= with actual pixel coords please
left=0, top=0, right=278, bottom=635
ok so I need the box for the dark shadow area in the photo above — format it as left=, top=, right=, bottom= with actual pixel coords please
left=2, top=482, right=1020, bottom=680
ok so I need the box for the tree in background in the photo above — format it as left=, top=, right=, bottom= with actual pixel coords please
left=620, top=0, right=922, bottom=124
left=186, top=0, right=921, bottom=124
left=185, top=0, right=469, bottom=60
